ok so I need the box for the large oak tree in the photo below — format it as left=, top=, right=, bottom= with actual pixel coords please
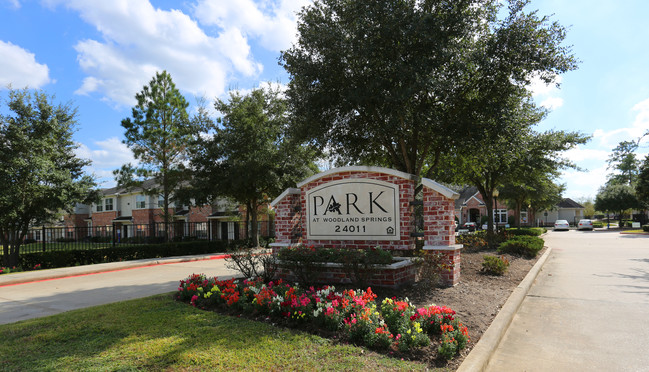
left=281, top=0, right=577, bottom=178
left=0, top=89, right=97, bottom=267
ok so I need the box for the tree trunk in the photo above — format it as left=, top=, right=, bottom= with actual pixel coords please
left=250, top=200, right=259, bottom=247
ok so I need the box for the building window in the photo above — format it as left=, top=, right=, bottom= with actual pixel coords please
left=136, top=194, right=146, bottom=209
left=228, top=222, right=235, bottom=240
left=105, top=198, right=114, bottom=211
left=158, top=195, right=164, bottom=208
left=96, top=203, right=103, bottom=212
left=494, top=209, right=507, bottom=224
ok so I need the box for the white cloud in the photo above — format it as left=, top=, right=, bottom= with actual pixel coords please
left=592, top=97, right=649, bottom=148
left=5, top=0, right=20, bottom=8
left=193, top=0, right=309, bottom=52
left=529, top=75, right=564, bottom=111
left=0, top=40, right=51, bottom=89
left=540, top=97, right=564, bottom=110
left=76, top=137, right=136, bottom=186
left=45, top=0, right=265, bottom=105
left=560, top=164, right=608, bottom=200
left=563, top=146, right=609, bottom=162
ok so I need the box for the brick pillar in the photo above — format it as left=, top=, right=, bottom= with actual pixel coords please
left=422, top=178, right=462, bottom=286
left=270, top=188, right=301, bottom=254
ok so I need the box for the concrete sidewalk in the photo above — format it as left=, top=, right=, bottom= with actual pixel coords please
left=0, top=254, right=240, bottom=325
left=474, top=230, right=649, bottom=371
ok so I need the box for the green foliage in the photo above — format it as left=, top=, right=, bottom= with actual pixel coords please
left=18, top=240, right=235, bottom=270
left=190, top=87, right=316, bottom=247
left=592, top=221, right=604, bottom=228
left=282, top=0, right=577, bottom=177
left=278, top=245, right=393, bottom=287
left=481, top=255, right=510, bottom=276
left=606, top=140, right=640, bottom=186
left=456, top=232, right=488, bottom=252
left=595, top=184, right=639, bottom=227
left=118, top=71, right=199, bottom=240
left=0, top=89, right=97, bottom=267
left=643, top=225, right=649, bottom=232
left=506, top=227, right=545, bottom=236
left=497, top=236, right=544, bottom=258
left=637, top=154, right=649, bottom=208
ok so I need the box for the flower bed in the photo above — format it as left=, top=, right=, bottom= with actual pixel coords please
left=175, top=273, right=469, bottom=361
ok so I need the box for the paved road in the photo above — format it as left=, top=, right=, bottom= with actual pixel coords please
left=0, top=256, right=239, bottom=325
left=487, top=229, right=649, bottom=371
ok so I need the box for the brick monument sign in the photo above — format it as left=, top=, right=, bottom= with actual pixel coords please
left=271, top=166, right=462, bottom=286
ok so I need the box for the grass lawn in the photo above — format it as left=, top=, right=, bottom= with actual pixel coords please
left=0, top=294, right=428, bottom=371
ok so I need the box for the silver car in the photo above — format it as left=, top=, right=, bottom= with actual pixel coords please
left=578, top=219, right=594, bottom=231
left=554, top=219, right=570, bottom=231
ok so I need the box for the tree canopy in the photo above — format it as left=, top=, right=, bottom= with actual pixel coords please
left=0, top=89, right=96, bottom=267
left=606, top=140, right=640, bottom=186
left=281, top=0, right=577, bottom=177
left=190, top=87, right=317, bottom=246
left=636, top=154, right=649, bottom=209
left=117, top=71, right=199, bottom=238
left=594, top=184, right=638, bottom=227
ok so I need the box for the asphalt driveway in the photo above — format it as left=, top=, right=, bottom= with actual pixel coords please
left=0, top=255, right=239, bottom=325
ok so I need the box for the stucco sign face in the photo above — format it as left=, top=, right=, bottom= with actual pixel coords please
left=306, top=179, right=400, bottom=240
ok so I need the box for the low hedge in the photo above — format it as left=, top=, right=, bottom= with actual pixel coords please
left=592, top=221, right=604, bottom=228
left=506, top=227, right=546, bottom=236
left=18, top=240, right=244, bottom=270
left=643, top=225, right=649, bottom=232
left=497, top=235, right=544, bottom=258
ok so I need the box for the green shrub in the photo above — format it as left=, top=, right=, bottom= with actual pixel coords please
left=277, top=245, right=393, bottom=287
left=19, top=240, right=234, bottom=270
left=592, top=221, right=604, bottom=228
left=481, top=255, right=510, bottom=276
left=643, top=225, right=649, bottom=232
left=456, top=232, right=488, bottom=252
left=506, top=227, right=546, bottom=236
left=497, top=236, right=544, bottom=258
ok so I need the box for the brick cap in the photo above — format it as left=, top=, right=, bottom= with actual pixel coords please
left=423, top=244, right=463, bottom=251
left=421, top=178, right=460, bottom=200
left=270, top=188, right=301, bottom=207
left=269, top=242, right=296, bottom=248
left=296, top=166, right=415, bottom=187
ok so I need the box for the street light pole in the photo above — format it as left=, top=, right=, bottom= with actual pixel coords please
left=493, top=189, right=499, bottom=232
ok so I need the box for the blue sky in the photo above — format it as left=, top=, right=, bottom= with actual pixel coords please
left=1, top=0, right=648, bottom=201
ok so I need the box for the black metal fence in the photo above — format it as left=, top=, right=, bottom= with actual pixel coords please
left=20, top=220, right=273, bottom=254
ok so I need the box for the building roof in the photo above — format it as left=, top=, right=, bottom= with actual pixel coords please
left=101, top=178, right=159, bottom=196
left=454, top=186, right=483, bottom=209
left=557, top=198, right=584, bottom=209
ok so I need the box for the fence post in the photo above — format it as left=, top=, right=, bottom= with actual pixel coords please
left=42, top=226, right=46, bottom=252
left=112, top=223, right=116, bottom=248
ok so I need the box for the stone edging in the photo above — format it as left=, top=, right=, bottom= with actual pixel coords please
left=456, top=245, right=553, bottom=372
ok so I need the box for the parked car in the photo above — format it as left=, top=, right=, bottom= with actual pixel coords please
left=554, top=219, right=570, bottom=231
left=577, top=219, right=594, bottom=231
left=461, top=222, right=477, bottom=232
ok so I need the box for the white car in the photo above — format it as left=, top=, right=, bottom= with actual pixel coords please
left=554, top=219, right=570, bottom=231
left=577, top=219, right=594, bottom=231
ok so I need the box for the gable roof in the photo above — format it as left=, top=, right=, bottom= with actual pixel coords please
left=557, top=198, right=584, bottom=209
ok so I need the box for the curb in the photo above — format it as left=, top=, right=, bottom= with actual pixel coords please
left=457, top=245, right=553, bottom=372
left=0, top=253, right=230, bottom=287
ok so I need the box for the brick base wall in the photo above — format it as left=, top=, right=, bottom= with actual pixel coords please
left=274, top=257, right=417, bottom=289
